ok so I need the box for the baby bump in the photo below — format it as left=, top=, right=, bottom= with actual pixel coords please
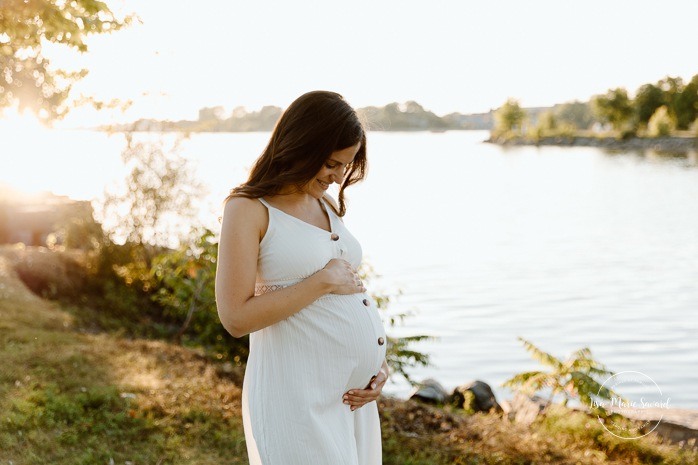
left=278, top=293, right=387, bottom=391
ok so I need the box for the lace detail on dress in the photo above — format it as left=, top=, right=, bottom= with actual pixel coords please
left=255, top=283, right=287, bottom=296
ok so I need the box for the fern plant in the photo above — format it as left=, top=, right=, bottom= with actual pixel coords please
left=502, top=337, right=618, bottom=415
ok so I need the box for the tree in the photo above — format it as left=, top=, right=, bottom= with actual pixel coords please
left=220, top=105, right=282, bottom=132
left=99, top=131, right=203, bottom=254
left=537, top=110, right=557, bottom=132
left=647, top=106, right=676, bottom=137
left=492, top=98, right=526, bottom=138
left=530, top=110, right=556, bottom=141
left=198, top=106, right=224, bottom=122
left=554, top=101, right=595, bottom=130
left=374, top=101, right=447, bottom=130
left=52, top=200, right=105, bottom=251
left=633, top=83, right=665, bottom=126
left=658, top=76, right=683, bottom=117
left=672, top=74, right=698, bottom=130
left=0, top=0, right=132, bottom=121
left=502, top=337, right=617, bottom=415
left=591, top=88, right=634, bottom=133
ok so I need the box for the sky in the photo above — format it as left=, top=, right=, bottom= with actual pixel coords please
left=36, top=0, right=698, bottom=126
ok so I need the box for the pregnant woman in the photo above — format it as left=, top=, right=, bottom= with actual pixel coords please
left=215, top=91, right=388, bottom=465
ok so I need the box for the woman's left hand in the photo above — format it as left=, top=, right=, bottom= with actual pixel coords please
left=342, top=360, right=389, bottom=411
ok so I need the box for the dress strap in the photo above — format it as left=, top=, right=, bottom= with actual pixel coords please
left=320, top=196, right=337, bottom=217
left=258, top=197, right=271, bottom=208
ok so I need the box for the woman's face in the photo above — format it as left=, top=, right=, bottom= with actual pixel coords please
left=303, top=142, right=361, bottom=198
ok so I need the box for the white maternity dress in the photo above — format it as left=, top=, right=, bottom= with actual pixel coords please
left=242, top=197, right=387, bottom=465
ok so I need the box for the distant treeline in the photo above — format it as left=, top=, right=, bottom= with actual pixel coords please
left=108, top=101, right=497, bottom=132
left=491, top=73, right=698, bottom=141
left=107, top=72, right=698, bottom=136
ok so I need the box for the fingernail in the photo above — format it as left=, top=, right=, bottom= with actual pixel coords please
left=344, top=400, right=349, bottom=404
left=343, top=395, right=348, bottom=400
left=371, top=383, right=377, bottom=389
left=350, top=407, right=355, bottom=411
left=348, top=391, right=354, bottom=395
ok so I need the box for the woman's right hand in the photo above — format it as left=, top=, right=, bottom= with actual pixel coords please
left=321, top=259, right=366, bottom=295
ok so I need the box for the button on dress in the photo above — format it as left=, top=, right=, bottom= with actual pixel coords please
left=242, top=198, right=387, bottom=465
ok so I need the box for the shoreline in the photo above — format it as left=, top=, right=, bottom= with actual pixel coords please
left=403, top=377, right=698, bottom=446
left=486, top=135, right=698, bottom=153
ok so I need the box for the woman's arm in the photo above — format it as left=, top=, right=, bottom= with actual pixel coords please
left=215, top=197, right=364, bottom=338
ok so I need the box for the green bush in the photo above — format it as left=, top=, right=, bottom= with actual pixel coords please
left=491, top=98, right=527, bottom=140
left=647, top=106, right=676, bottom=137
left=149, top=228, right=249, bottom=363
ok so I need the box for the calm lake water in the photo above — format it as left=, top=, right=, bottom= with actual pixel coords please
left=3, top=128, right=698, bottom=408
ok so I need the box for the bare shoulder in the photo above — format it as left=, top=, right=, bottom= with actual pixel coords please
left=221, top=196, right=268, bottom=237
left=223, top=196, right=265, bottom=217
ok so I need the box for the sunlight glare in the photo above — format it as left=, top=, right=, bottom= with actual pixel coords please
left=1, top=109, right=127, bottom=201
left=1, top=110, right=56, bottom=195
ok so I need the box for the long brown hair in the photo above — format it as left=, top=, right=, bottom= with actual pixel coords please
left=227, top=91, right=367, bottom=216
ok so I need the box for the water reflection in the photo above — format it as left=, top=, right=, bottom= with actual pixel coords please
left=602, top=147, right=698, bottom=168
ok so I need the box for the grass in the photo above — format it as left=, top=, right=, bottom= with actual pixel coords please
left=0, top=247, right=247, bottom=464
left=1, top=245, right=697, bottom=464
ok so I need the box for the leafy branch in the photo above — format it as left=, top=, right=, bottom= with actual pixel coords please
left=502, top=337, right=619, bottom=416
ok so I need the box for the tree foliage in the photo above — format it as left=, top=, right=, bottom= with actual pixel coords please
left=490, top=72, right=698, bottom=140
left=537, top=110, right=557, bottom=132
left=374, top=101, right=448, bottom=130
left=100, top=132, right=203, bottom=251
left=0, top=0, right=132, bottom=121
left=554, top=101, right=594, bottom=130
left=591, top=88, right=634, bottom=133
left=647, top=105, right=676, bottom=137
left=148, top=228, right=250, bottom=362
left=502, top=337, right=618, bottom=416
left=493, top=98, right=526, bottom=137
left=634, top=83, right=665, bottom=126
left=96, top=130, right=204, bottom=304
left=668, top=75, right=698, bottom=129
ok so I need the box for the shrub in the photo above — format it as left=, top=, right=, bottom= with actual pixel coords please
left=647, top=106, right=676, bottom=137
left=502, top=337, right=617, bottom=415
left=491, top=98, right=527, bottom=140
left=149, top=228, right=249, bottom=362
